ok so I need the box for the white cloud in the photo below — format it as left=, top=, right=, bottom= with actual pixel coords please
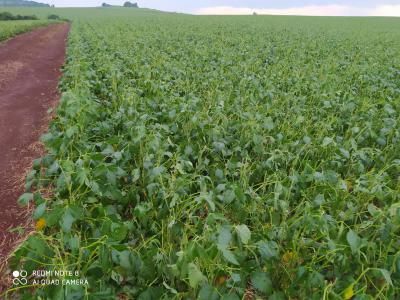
left=372, top=5, right=400, bottom=16
left=196, top=4, right=400, bottom=16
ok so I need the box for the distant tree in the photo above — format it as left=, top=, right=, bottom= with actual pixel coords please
left=0, top=0, right=50, bottom=7
left=19, top=14, right=38, bottom=19
left=102, top=2, right=112, bottom=7
left=0, top=11, right=38, bottom=20
left=47, top=14, right=60, bottom=19
left=0, top=12, right=13, bottom=20
left=253, top=12, right=258, bottom=15
left=123, top=1, right=138, bottom=8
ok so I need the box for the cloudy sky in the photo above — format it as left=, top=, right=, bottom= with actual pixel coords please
left=48, top=1, right=400, bottom=16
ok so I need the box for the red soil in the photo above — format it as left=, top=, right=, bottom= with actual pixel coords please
left=0, top=23, right=70, bottom=266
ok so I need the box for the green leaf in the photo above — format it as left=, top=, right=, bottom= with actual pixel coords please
left=218, top=226, right=232, bottom=249
left=235, top=224, right=251, bottom=244
left=389, top=203, right=400, bottom=217
left=26, top=235, right=51, bottom=256
left=221, top=189, right=235, bottom=204
left=132, top=168, right=140, bottom=182
left=33, top=202, right=46, bottom=220
left=269, top=291, right=285, bottom=300
left=204, top=194, right=215, bottom=212
left=188, top=263, right=206, bottom=288
left=322, top=137, right=333, bottom=147
left=111, top=270, right=123, bottom=284
left=379, top=268, right=393, bottom=286
left=112, top=250, right=132, bottom=270
left=90, top=180, right=102, bottom=195
left=253, top=134, right=263, bottom=145
left=118, top=250, right=132, bottom=270
left=346, top=230, right=361, bottom=253
left=66, top=125, right=77, bottom=138
left=138, top=287, right=163, bottom=300
left=264, top=117, right=275, bottom=130
left=221, top=293, right=240, bottom=300
left=61, top=209, right=75, bottom=233
left=257, top=240, right=279, bottom=260
left=215, top=169, right=224, bottom=179
left=162, top=282, right=178, bottom=294
left=111, top=223, right=128, bottom=241
left=197, top=192, right=216, bottom=212
left=69, top=235, right=80, bottom=251
left=221, top=248, right=239, bottom=265
left=76, top=168, right=88, bottom=185
left=198, top=284, right=219, bottom=300
left=251, top=271, right=272, bottom=294
left=45, top=206, right=64, bottom=227
left=313, top=194, right=325, bottom=206
left=17, top=193, right=33, bottom=207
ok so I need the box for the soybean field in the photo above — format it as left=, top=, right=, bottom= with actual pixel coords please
left=6, top=9, right=400, bottom=300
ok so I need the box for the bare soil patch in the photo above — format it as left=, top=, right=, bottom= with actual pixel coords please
left=0, top=23, right=70, bottom=276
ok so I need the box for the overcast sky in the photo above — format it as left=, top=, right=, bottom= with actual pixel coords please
left=46, top=1, right=400, bottom=16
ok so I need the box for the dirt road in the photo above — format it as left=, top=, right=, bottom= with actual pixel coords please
left=0, top=23, right=70, bottom=262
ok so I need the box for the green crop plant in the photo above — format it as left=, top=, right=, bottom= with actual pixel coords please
left=5, top=9, right=400, bottom=300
